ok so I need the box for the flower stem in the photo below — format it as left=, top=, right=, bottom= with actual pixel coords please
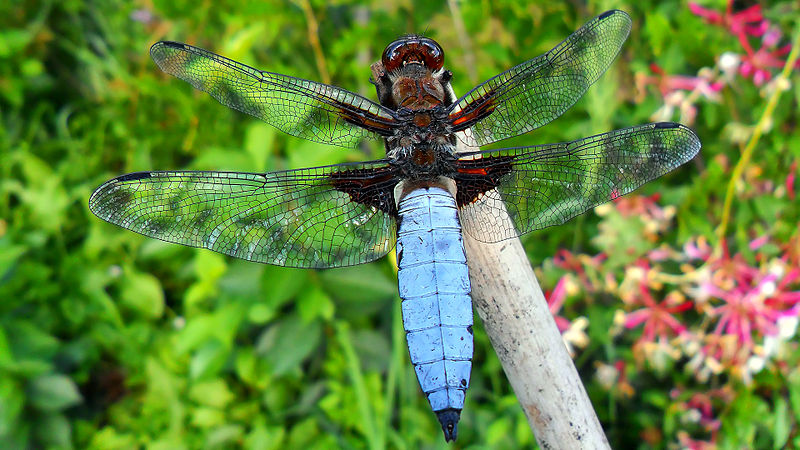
left=715, top=26, right=800, bottom=255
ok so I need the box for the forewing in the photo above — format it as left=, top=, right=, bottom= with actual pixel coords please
left=454, top=123, right=701, bottom=242
left=89, top=163, right=401, bottom=268
left=448, top=10, right=632, bottom=145
left=150, top=41, right=398, bottom=147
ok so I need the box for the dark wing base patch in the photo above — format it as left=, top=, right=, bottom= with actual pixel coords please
left=329, top=166, right=401, bottom=217
left=452, top=156, right=515, bottom=207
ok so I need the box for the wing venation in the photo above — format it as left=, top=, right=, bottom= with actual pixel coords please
left=454, top=123, right=701, bottom=242
left=151, top=41, right=398, bottom=148
left=89, top=163, right=401, bottom=268
left=448, top=10, right=632, bottom=145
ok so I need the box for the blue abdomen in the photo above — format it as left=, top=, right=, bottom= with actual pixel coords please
left=396, top=186, right=473, bottom=440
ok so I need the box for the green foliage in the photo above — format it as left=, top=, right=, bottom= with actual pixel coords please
left=2, top=0, right=799, bottom=448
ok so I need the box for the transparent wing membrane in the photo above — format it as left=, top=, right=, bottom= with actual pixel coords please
left=449, top=10, right=632, bottom=145
left=89, top=163, right=400, bottom=268
left=455, top=123, right=701, bottom=242
left=150, top=41, right=398, bottom=147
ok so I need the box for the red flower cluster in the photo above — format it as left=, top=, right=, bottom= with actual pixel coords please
left=545, top=196, right=800, bottom=446
left=638, top=2, right=797, bottom=123
left=689, top=2, right=798, bottom=85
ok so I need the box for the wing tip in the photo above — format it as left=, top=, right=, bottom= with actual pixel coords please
left=599, top=10, right=617, bottom=19
left=599, top=9, right=631, bottom=22
left=150, top=40, right=181, bottom=56
left=88, top=171, right=152, bottom=210
left=653, top=122, right=702, bottom=157
left=117, top=171, right=153, bottom=182
left=151, top=40, right=183, bottom=50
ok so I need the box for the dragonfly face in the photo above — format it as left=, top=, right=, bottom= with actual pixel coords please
left=89, top=10, right=701, bottom=442
left=379, top=35, right=448, bottom=108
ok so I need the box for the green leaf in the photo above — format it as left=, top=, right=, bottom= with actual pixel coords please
left=247, top=303, right=275, bottom=324
left=191, top=407, right=226, bottom=428
left=297, top=285, right=334, bottom=322
left=243, top=424, right=285, bottom=450
left=120, top=268, right=165, bottom=319
left=0, top=326, right=11, bottom=366
left=5, top=321, right=59, bottom=361
left=773, top=396, right=790, bottom=449
left=351, top=329, right=390, bottom=372
left=86, top=427, right=138, bottom=449
left=788, top=371, right=800, bottom=419
left=256, top=316, right=321, bottom=376
left=0, top=380, right=25, bottom=436
left=34, top=413, right=71, bottom=448
left=244, top=122, right=276, bottom=170
left=193, top=250, right=228, bottom=283
left=234, top=348, right=266, bottom=388
left=487, top=417, right=512, bottom=445
left=190, top=340, right=229, bottom=380
left=18, top=153, right=69, bottom=233
left=205, top=424, right=244, bottom=449
left=0, top=239, right=25, bottom=280
left=261, top=266, right=308, bottom=309
left=176, top=303, right=246, bottom=354
left=318, top=264, right=396, bottom=304
left=188, top=379, right=235, bottom=409
left=27, top=374, right=82, bottom=412
left=0, top=28, right=35, bottom=57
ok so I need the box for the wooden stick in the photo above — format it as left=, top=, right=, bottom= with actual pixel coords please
left=462, top=233, right=609, bottom=448
left=451, top=98, right=610, bottom=448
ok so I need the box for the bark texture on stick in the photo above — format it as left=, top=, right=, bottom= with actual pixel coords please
left=462, top=234, right=609, bottom=449
left=449, top=78, right=609, bottom=447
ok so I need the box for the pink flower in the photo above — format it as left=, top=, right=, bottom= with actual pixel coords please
left=677, top=432, right=717, bottom=450
left=553, top=249, right=607, bottom=292
left=699, top=241, right=800, bottom=350
left=749, top=235, right=769, bottom=251
left=637, top=64, right=723, bottom=101
left=684, top=236, right=713, bottom=261
left=689, top=2, right=767, bottom=38
left=622, top=265, right=692, bottom=343
left=738, top=32, right=795, bottom=86
left=595, top=361, right=634, bottom=397
left=685, top=390, right=724, bottom=432
left=688, top=2, right=798, bottom=86
left=546, top=276, right=590, bottom=354
left=636, top=64, right=723, bottom=124
left=672, top=387, right=731, bottom=448
left=546, top=276, right=572, bottom=333
left=764, top=268, right=800, bottom=312
left=786, top=161, right=797, bottom=200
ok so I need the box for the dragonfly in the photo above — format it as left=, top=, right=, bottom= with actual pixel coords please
left=89, top=10, right=700, bottom=442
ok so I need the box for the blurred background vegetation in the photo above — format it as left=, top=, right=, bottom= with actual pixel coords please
left=2, top=0, right=799, bottom=448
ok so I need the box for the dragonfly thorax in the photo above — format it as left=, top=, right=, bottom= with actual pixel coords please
left=388, top=140, right=458, bottom=181
left=389, top=66, right=446, bottom=110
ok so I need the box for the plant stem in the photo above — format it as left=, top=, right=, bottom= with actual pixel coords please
left=715, top=27, right=800, bottom=254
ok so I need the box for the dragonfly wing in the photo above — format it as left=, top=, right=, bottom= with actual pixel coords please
left=89, top=162, right=401, bottom=268
left=150, top=41, right=398, bottom=147
left=448, top=10, right=632, bottom=145
left=453, top=123, right=701, bottom=242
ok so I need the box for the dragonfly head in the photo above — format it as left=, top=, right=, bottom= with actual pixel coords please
left=382, top=35, right=444, bottom=73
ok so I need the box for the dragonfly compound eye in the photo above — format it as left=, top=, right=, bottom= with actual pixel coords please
left=382, top=36, right=445, bottom=72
